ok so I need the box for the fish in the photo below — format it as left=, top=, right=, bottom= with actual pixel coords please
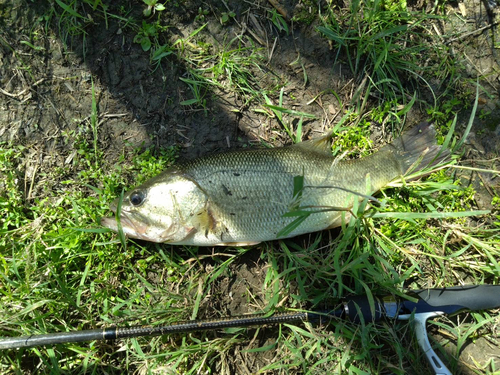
left=100, top=122, right=449, bottom=246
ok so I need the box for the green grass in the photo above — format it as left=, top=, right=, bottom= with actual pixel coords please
left=317, top=0, right=459, bottom=118
left=1, top=1, right=499, bottom=374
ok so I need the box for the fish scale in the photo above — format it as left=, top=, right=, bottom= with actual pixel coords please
left=101, top=122, right=449, bottom=246
left=184, top=147, right=379, bottom=244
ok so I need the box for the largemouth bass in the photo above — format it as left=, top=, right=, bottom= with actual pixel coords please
left=101, top=122, right=448, bottom=246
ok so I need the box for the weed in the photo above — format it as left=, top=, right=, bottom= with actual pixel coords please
left=42, top=0, right=133, bottom=57
left=134, top=20, right=168, bottom=52
left=1, top=1, right=499, bottom=374
left=268, top=8, right=289, bottom=34
left=151, top=43, right=174, bottom=70
left=177, top=33, right=266, bottom=110
left=195, top=7, right=209, bottom=23
left=0, top=127, right=180, bottom=373
left=317, top=0, right=445, bottom=107
left=220, top=11, right=235, bottom=25
left=142, top=0, right=166, bottom=17
left=134, top=0, right=168, bottom=52
left=179, top=70, right=210, bottom=109
left=261, top=88, right=316, bottom=143
left=0, top=145, right=28, bottom=230
left=381, top=0, right=408, bottom=12
left=209, top=38, right=265, bottom=103
left=291, top=1, right=319, bottom=25
left=332, top=117, right=373, bottom=157
left=53, top=0, right=91, bottom=51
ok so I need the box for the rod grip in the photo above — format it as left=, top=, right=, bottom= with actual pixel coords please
left=344, top=295, right=383, bottom=323
left=409, top=285, right=500, bottom=314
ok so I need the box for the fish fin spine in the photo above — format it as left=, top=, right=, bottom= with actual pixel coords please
left=292, top=133, right=334, bottom=155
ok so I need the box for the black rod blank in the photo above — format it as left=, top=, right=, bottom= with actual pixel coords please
left=0, top=311, right=329, bottom=350
left=5, top=285, right=498, bottom=350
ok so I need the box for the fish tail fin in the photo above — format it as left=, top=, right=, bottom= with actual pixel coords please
left=388, top=122, right=450, bottom=174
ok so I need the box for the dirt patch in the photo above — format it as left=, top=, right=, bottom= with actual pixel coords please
left=1, top=0, right=354, bottom=164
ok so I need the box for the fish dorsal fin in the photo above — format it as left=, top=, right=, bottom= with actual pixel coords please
left=291, top=132, right=333, bottom=155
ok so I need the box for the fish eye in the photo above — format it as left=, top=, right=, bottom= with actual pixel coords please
left=129, top=191, right=145, bottom=206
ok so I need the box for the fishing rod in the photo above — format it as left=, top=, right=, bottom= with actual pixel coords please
left=1, top=285, right=499, bottom=375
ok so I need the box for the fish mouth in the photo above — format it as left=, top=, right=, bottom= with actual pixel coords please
left=100, top=206, right=161, bottom=243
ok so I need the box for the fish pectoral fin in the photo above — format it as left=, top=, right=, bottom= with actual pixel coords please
left=292, top=133, right=333, bottom=155
left=211, top=241, right=261, bottom=247
left=192, top=203, right=218, bottom=238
